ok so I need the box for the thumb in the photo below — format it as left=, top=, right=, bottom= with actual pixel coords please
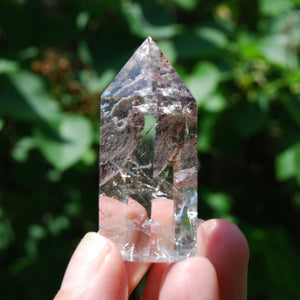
left=54, top=232, right=128, bottom=300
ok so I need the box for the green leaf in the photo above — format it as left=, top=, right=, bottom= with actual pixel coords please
left=295, top=147, right=300, bottom=185
left=0, top=118, right=4, bottom=131
left=201, top=92, right=227, bottom=113
left=0, top=71, right=61, bottom=122
left=141, top=115, right=156, bottom=141
left=78, top=39, right=93, bottom=65
left=9, top=71, right=60, bottom=120
left=79, top=69, right=115, bottom=93
left=258, top=34, right=295, bottom=68
left=122, top=2, right=182, bottom=39
left=275, top=143, right=300, bottom=181
left=81, top=148, right=97, bottom=166
left=236, top=33, right=263, bottom=59
left=195, top=27, right=228, bottom=49
left=204, top=192, right=233, bottom=214
left=169, top=0, right=198, bottom=10
left=0, top=59, right=19, bottom=74
left=47, top=216, right=70, bottom=236
left=186, top=62, right=221, bottom=105
left=174, top=27, right=228, bottom=59
left=258, top=12, right=300, bottom=70
left=11, top=137, right=36, bottom=162
left=157, top=40, right=177, bottom=63
left=259, top=0, right=294, bottom=16
left=76, top=11, right=90, bottom=30
left=35, top=115, right=94, bottom=170
left=17, top=47, right=39, bottom=61
left=28, top=224, right=46, bottom=240
left=64, top=200, right=81, bottom=217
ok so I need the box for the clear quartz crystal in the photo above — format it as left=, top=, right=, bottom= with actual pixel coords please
left=99, top=36, right=198, bottom=262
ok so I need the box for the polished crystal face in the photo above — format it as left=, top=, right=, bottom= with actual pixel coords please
left=99, top=36, right=198, bottom=262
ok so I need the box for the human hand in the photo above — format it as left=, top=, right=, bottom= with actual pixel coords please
left=54, top=219, right=248, bottom=300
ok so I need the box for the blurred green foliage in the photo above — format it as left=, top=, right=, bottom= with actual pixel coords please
left=0, top=0, right=300, bottom=299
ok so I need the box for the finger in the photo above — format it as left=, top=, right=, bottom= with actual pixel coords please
left=99, top=196, right=148, bottom=249
left=142, top=217, right=204, bottom=300
left=99, top=196, right=152, bottom=294
left=158, top=257, right=219, bottom=300
left=54, top=232, right=128, bottom=300
left=150, top=198, right=174, bottom=255
left=197, top=219, right=249, bottom=300
left=125, top=262, right=151, bottom=295
left=141, top=262, right=170, bottom=300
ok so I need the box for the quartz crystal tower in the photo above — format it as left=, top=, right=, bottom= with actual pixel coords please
left=99, top=36, right=197, bottom=262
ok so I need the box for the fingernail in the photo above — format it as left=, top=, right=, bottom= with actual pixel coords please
left=202, top=219, right=218, bottom=237
left=61, top=232, right=111, bottom=291
left=197, top=219, right=218, bottom=256
left=197, top=219, right=205, bottom=227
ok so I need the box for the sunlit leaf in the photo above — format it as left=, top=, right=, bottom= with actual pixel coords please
left=78, top=39, right=93, bottom=65
left=0, top=59, right=19, bottom=74
left=0, top=71, right=61, bottom=122
left=47, top=216, right=70, bottom=235
left=275, top=143, right=300, bottom=181
left=141, top=115, right=156, bottom=141
left=11, top=137, right=36, bottom=162
left=64, top=201, right=81, bottom=216
left=201, top=92, right=227, bottom=112
left=28, top=224, right=46, bottom=240
left=81, top=148, right=97, bottom=166
left=17, top=47, right=39, bottom=60
left=122, top=2, right=183, bottom=38
left=258, top=34, right=296, bottom=68
left=169, top=0, right=198, bottom=10
left=157, top=40, right=177, bottom=63
left=35, top=115, right=93, bottom=170
left=186, top=62, right=221, bottom=104
left=0, top=118, right=4, bottom=131
left=236, top=33, right=263, bottom=59
left=79, top=69, right=115, bottom=93
left=204, top=192, right=233, bottom=214
left=259, top=0, right=294, bottom=16
left=76, top=11, right=90, bottom=30
left=195, top=26, right=228, bottom=48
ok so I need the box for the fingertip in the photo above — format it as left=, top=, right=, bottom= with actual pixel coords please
left=125, top=262, right=151, bottom=295
left=60, top=232, right=111, bottom=291
left=198, top=219, right=249, bottom=263
left=142, top=263, right=170, bottom=300
left=56, top=232, right=128, bottom=300
left=159, top=257, right=219, bottom=300
left=197, top=219, right=249, bottom=300
left=93, top=237, right=129, bottom=300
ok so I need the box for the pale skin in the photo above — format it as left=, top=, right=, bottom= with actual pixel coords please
left=54, top=198, right=249, bottom=300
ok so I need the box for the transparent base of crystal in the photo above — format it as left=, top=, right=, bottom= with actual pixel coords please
left=99, top=183, right=197, bottom=262
left=119, top=245, right=197, bottom=263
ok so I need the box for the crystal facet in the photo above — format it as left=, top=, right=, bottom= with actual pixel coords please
left=99, top=36, right=197, bottom=262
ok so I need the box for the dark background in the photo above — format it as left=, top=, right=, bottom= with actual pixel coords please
left=0, top=0, right=300, bottom=299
